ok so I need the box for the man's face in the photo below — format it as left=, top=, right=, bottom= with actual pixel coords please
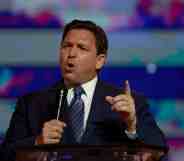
left=59, top=29, right=106, bottom=87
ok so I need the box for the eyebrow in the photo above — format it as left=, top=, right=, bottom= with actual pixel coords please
left=62, top=40, right=90, bottom=47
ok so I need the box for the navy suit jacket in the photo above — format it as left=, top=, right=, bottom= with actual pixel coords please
left=1, top=79, right=168, bottom=160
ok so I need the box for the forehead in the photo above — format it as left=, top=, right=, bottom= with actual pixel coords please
left=63, top=29, right=96, bottom=44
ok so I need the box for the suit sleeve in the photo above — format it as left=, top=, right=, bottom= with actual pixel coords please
left=1, top=96, right=38, bottom=161
left=135, top=96, right=169, bottom=160
left=135, top=95, right=168, bottom=146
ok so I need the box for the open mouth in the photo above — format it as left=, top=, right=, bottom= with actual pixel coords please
left=64, top=62, right=75, bottom=73
left=68, top=63, right=74, bottom=68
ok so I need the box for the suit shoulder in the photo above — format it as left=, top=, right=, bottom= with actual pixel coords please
left=18, top=80, right=63, bottom=102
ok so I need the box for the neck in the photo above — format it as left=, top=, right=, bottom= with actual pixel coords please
left=64, top=75, right=97, bottom=89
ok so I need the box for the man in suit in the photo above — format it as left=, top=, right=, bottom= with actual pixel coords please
left=1, top=19, right=168, bottom=161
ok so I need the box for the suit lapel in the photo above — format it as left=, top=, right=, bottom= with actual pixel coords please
left=46, top=81, right=65, bottom=120
left=82, top=80, right=106, bottom=143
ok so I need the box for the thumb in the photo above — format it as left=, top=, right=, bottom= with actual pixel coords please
left=105, top=96, right=114, bottom=104
left=124, top=80, right=131, bottom=96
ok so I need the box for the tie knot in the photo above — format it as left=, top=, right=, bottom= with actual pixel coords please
left=74, top=86, right=84, bottom=98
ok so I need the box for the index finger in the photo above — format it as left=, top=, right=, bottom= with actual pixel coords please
left=124, top=80, right=131, bottom=96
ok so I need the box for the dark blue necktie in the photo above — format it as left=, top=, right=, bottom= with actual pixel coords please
left=69, top=86, right=85, bottom=143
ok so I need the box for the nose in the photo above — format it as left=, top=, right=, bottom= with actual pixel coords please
left=68, top=46, right=77, bottom=58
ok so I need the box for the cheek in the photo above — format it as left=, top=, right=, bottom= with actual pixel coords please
left=59, top=54, right=66, bottom=65
left=80, top=56, right=97, bottom=71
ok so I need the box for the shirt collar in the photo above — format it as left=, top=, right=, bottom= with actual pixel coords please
left=81, top=76, right=98, bottom=98
left=67, top=76, right=98, bottom=104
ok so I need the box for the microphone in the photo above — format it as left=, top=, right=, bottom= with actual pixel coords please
left=56, top=88, right=67, bottom=120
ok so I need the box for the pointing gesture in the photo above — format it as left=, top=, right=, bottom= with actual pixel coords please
left=105, top=80, right=136, bottom=132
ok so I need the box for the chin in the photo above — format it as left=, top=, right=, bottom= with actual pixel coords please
left=63, top=75, right=80, bottom=86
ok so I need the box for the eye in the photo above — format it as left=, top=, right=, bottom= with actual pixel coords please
left=61, top=42, right=72, bottom=49
left=78, top=44, right=88, bottom=51
left=61, top=44, right=69, bottom=48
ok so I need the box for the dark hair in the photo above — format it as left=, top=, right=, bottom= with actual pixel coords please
left=62, top=19, right=108, bottom=55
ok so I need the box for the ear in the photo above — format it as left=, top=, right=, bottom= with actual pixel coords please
left=96, top=54, right=106, bottom=70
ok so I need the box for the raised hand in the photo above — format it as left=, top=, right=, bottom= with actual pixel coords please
left=105, top=80, right=136, bottom=132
